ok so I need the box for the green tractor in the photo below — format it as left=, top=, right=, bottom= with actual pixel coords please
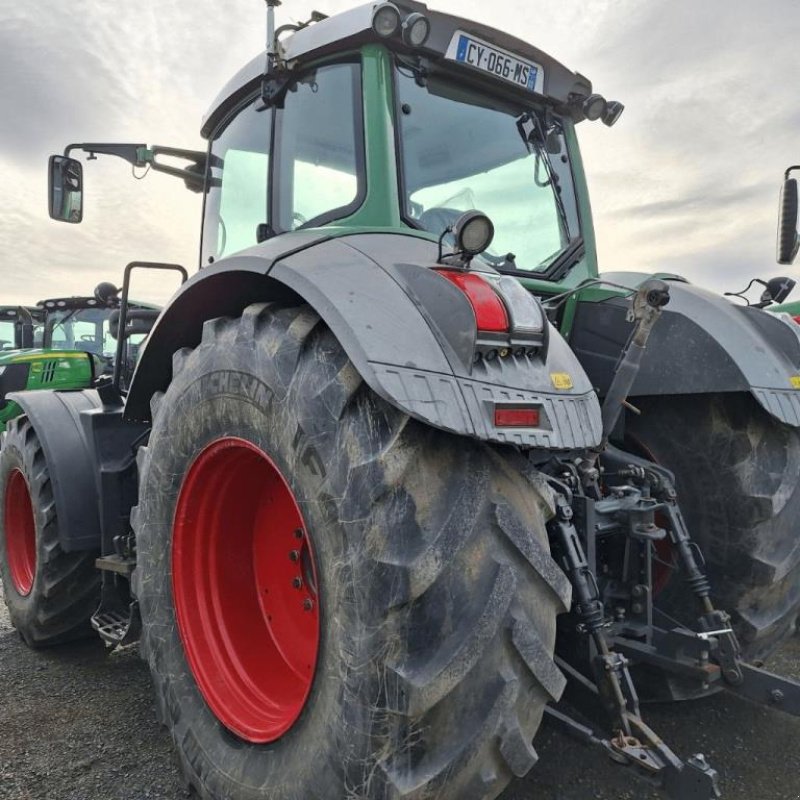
left=4, top=4, right=800, bottom=799
left=0, top=277, right=170, bottom=426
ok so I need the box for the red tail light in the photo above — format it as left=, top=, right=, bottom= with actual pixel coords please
left=435, top=270, right=509, bottom=333
left=494, top=407, right=540, bottom=427
left=793, top=316, right=800, bottom=325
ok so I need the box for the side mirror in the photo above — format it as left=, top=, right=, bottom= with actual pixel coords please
left=760, top=276, right=796, bottom=306
left=777, top=177, right=799, bottom=265
left=48, top=155, right=83, bottom=223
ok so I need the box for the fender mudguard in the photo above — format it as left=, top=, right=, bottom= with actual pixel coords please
left=125, top=231, right=602, bottom=450
left=570, top=273, right=800, bottom=426
left=7, top=389, right=147, bottom=551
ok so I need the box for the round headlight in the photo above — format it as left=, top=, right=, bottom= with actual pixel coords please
left=582, top=93, right=607, bottom=122
left=402, top=12, right=430, bottom=47
left=453, top=210, right=495, bottom=256
left=372, top=3, right=402, bottom=38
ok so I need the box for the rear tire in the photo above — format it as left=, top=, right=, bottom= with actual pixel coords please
left=626, top=393, right=800, bottom=661
left=134, top=303, right=570, bottom=800
left=0, top=416, right=101, bottom=646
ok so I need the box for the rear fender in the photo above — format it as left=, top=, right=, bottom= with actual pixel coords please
left=7, top=389, right=147, bottom=552
left=570, top=275, right=800, bottom=426
left=125, top=232, right=602, bottom=450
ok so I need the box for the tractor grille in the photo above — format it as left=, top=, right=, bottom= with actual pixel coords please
left=40, top=361, right=58, bottom=383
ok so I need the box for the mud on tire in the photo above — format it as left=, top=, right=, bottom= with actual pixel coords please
left=0, top=416, right=101, bottom=646
left=626, top=393, right=800, bottom=661
left=133, top=303, right=571, bottom=800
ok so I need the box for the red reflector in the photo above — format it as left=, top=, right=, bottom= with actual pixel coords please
left=494, top=407, right=540, bottom=427
left=793, top=316, right=800, bottom=325
left=435, top=270, right=509, bottom=333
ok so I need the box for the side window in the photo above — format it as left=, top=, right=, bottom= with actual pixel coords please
left=275, top=62, right=364, bottom=231
left=202, top=102, right=272, bottom=264
left=0, top=320, right=16, bottom=350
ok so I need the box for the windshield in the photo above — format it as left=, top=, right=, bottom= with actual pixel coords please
left=396, top=66, right=580, bottom=274
left=45, top=307, right=115, bottom=356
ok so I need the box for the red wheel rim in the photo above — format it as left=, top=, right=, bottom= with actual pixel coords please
left=4, top=469, right=36, bottom=596
left=172, top=437, right=321, bottom=744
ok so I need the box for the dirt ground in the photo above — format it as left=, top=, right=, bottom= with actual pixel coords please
left=1, top=594, right=799, bottom=800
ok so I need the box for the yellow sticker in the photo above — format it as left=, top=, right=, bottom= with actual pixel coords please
left=551, top=372, right=574, bottom=390
left=791, top=376, right=800, bottom=389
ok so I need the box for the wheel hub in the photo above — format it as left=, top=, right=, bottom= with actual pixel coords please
left=172, top=437, right=321, bottom=743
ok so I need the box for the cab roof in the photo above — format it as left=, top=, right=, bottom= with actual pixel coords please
left=201, top=1, right=592, bottom=138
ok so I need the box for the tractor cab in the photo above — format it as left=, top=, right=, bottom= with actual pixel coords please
left=48, top=2, right=623, bottom=292
left=0, top=306, right=43, bottom=351
left=36, top=288, right=159, bottom=369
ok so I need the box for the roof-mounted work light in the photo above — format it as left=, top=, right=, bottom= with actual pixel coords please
left=372, top=3, right=402, bottom=38
left=582, top=94, right=607, bottom=122
left=602, top=100, right=625, bottom=127
left=402, top=12, right=431, bottom=47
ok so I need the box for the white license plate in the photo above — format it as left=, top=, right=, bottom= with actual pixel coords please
left=446, top=31, right=544, bottom=94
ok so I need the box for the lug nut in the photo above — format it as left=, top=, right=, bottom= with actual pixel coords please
left=289, top=550, right=300, bottom=562
left=294, top=529, right=304, bottom=539
left=303, top=598, right=314, bottom=612
left=292, top=577, right=303, bottom=589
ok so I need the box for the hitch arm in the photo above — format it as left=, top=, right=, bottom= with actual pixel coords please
left=722, top=661, right=800, bottom=715
left=544, top=703, right=721, bottom=799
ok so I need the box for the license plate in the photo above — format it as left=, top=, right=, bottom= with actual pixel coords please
left=446, top=31, right=544, bottom=94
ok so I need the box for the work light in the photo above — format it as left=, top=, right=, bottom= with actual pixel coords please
left=402, top=12, right=430, bottom=47
left=602, top=100, right=625, bottom=127
left=372, top=3, right=402, bottom=38
left=582, top=94, right=607, bottom=122
left=453, top=211, right=495, bottom=256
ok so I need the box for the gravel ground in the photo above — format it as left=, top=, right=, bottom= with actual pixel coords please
left=1, top=592, right=799, bottom=800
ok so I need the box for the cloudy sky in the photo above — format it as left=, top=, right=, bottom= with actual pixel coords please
left=0, top=0, right=797, bottom=306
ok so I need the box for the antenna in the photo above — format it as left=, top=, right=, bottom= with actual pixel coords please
left=265, top=0, right=282, bottom=71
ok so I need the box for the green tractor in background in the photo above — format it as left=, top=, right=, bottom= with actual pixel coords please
left=0, top=276, right=169, bottom=426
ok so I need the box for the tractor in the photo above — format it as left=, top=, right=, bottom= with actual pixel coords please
left=0, top=274, right=177, bottom=426
left=3, top=4, right=800, bottom=799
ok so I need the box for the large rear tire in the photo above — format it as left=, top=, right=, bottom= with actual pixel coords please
left=626, top=393, right=800, bottom=661
left=134, top=303, right=570, bottom=800
left=0, top=416, right=101, bottom=646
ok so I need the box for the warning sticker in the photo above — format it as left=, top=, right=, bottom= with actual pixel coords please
left=790, top=376, right=800, bottom=389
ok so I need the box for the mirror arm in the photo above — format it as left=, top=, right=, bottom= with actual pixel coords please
left=784, top=165, right=800, bottom=180
left=63, top=143, right=210, bottom=193
left=64, top=142, right=148, bottom=166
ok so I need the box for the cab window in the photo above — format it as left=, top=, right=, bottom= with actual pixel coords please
left=201, top=60, right=364, bottom=265
left=274, top=62, right=364, bottom=231
left=202, top=103, right=272, bottom=264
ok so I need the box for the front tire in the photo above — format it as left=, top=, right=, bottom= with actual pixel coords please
left=134, top=303, right=570, bottom=800
left=0, top=416, right=101, bottom=646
